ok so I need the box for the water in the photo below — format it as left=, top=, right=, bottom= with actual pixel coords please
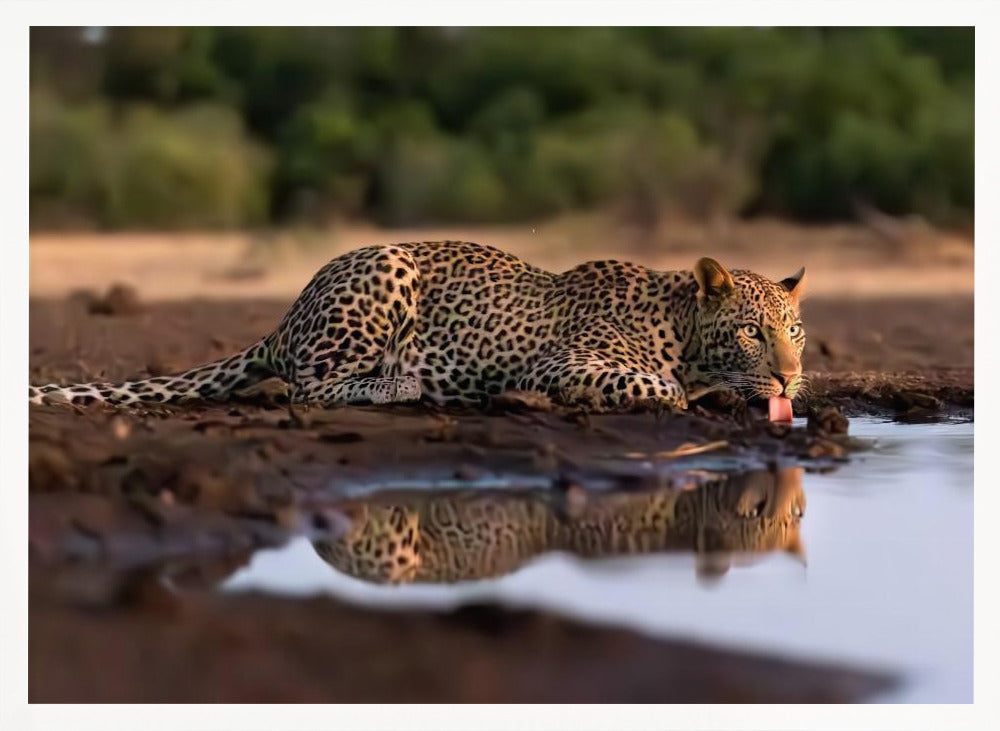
left=221, top=418, right=973, bottom=703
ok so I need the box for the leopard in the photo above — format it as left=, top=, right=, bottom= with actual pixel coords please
left=29, top=240, right=807, bottom=411
left=312, top=466, right=806, bottom=585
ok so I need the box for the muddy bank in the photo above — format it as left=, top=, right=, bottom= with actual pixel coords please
left=27, top=293, right=969, bottom=703
left=29, top=585, right=894, bottom=703
left=29, top=399, right=849, bottom=568
left=797, top=296, right=973, bottom=420
left=29, top=396, right=880, bottom=702
left=27, top=292, right=971, bottom=589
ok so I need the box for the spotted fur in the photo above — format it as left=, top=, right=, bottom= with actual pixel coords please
left=29, top=241, right=807, bottom=410
left=313, top=467, right=806, bottom=584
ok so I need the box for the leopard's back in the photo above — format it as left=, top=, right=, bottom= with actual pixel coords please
left=396, top=242, right=562, bottom=402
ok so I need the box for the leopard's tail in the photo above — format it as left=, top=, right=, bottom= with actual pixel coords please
left=29, top=339, right=277, bottom=407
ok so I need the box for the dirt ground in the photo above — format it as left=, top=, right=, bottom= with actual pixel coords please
left=27, top=220, right=973, bottom=703
left=29, top=591, right=894, bottom=703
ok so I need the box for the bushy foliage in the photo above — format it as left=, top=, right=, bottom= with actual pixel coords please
left=31, top=92, right=271, bottom=229
left=30, top=27, right=973, bottom=229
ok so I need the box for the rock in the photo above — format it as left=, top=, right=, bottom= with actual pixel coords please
left=807, top=406, right=849, bottom=436
left=766, top=422, right=792, bottom=438
left=889, top=389, right=943, bottom=413
left=903, top=391, right=943, bottom=410
left=88, top=283, right=143, bottom=316
left=491, top=390, right=554, bottom=412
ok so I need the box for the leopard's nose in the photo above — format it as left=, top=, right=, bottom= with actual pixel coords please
left=771, top=370, right=798, bottom=388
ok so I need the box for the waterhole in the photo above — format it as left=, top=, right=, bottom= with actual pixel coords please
left=220, top=418, right=973, bottom=703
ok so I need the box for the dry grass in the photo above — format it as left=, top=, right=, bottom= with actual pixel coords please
left=30, top=214, right=973, bottom=302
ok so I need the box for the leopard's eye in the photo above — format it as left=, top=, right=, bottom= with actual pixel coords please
left=789, top=324, right=803, bottom=338
left=741, top=324, right=759, bottom=339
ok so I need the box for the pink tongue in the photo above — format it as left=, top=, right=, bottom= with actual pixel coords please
left=769, top=396, right=793, bottom=423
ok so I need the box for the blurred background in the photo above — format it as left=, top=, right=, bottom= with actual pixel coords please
left=29, top=26, right=974, bottom=299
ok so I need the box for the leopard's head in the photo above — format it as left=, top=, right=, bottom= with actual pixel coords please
left=691, top=257, right=808, bottom=400
left=691, top=466, right=806, bottom=581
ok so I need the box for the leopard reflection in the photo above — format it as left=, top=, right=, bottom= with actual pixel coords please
left=313, top=467, right=804, bottom=585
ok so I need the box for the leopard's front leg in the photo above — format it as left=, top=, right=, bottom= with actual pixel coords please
left=576, top=370, right=689, bottom=412
left=518, top=347, right=688, bottom=413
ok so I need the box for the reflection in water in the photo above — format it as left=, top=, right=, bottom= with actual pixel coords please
left=216, top=420, right=971, bottom=701
left=313, top=467, right=804, bottom=585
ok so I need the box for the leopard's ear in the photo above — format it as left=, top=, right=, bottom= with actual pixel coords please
left=694, top=257, right=735, bottom=300
left=779, top=267, right=807, bottom=305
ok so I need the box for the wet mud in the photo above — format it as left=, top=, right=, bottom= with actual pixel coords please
left=27, top=293, right=970, bottom=702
